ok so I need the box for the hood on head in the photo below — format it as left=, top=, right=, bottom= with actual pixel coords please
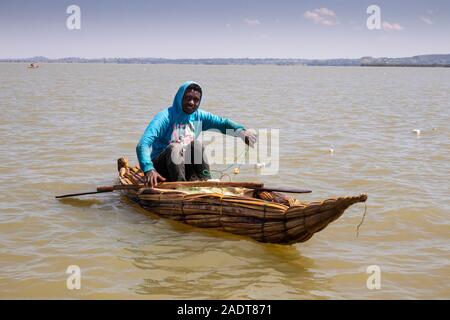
left=173, top=81, right=202, bottom=115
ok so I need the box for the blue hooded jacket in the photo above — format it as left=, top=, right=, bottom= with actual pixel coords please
left=136, top=81, right=246, bottom=173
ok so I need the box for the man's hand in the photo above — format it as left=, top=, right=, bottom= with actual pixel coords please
left=239, top=129, right=257, bottom=148
left=144, top=169, right=166, bottom=187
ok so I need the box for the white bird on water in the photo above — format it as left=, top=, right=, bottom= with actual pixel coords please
left=412, top=129, right=421, bottom=136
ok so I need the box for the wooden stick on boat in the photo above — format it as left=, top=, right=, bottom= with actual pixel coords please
left=155, top=181, right=264, bottom=189
left=55, top=181, right=311, bottom=199
left=55, top=185, right=140, bottom=198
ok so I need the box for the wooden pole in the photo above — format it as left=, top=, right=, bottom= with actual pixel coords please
left=55, top=181, right=311, bottom=199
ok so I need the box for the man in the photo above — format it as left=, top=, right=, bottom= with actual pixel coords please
left=136, top=81, right=257, bottom=187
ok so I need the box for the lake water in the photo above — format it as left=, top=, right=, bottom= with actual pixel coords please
left=0, top=63, right=449, bottom=299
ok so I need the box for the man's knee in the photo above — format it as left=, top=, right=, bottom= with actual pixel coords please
left=167, top=142, right=185, bottom=165
left=168, top=142, right=184, bottom=152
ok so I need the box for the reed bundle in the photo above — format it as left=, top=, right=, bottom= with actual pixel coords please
left=117, top=157, right=367, bottom=244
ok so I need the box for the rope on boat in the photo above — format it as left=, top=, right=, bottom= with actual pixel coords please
left=219, top=193, right=224, bottom=229
left=356, top=202, right=368, bottom=238
left=261, top=202, right=267, bottom=242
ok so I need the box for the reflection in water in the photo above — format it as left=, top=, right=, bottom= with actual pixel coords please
left=59, top=198, right=105, bottom=207
left=125, top=236, right=327, bottom=299
left=116, top=201, right=330, bottom=298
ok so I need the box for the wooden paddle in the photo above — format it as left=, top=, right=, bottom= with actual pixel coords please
left=55, top=181, right=311, bottom=199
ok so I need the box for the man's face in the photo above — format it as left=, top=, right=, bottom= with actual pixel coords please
left=182, top=90, right=201, bottom=114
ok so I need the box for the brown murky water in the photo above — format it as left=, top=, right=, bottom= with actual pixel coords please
left=0, top=63, right=449, bottom=299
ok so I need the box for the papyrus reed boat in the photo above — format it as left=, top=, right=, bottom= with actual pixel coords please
left=117, top=157, right=367, bottom=245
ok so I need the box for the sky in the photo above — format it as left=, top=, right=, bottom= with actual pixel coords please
left=0, top=0, right=449, bottom=59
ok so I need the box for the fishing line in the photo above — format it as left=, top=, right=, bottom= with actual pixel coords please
left=203, top=144, right=249, bottom=181
left=356, top=202, right=368, bottom=238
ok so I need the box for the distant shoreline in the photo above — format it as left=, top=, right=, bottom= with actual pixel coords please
left=361, top=64, right=450, bottom=68
left=2, top=53, right=450, bottom=67
left=2, top=62, right=449, bottom=68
